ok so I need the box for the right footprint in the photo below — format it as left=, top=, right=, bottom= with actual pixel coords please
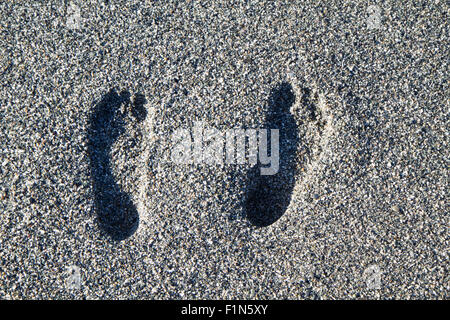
left=245, top=81, right=324, bottom=227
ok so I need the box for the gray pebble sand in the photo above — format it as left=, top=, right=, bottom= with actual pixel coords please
left=0, top=1, right=447, bottom=299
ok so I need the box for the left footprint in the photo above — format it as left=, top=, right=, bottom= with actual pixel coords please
left=88, top=89, right=143, bottom=240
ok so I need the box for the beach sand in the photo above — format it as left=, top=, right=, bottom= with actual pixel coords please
left=0, top=1, right=447, bottom=299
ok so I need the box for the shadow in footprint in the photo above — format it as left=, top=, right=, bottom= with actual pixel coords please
left=88, top=89, right=146, bottom=241
left=245, top=82, right=298, bottom=227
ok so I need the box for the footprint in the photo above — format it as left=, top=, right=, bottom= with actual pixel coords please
left=244, top=82, right=298, bottom=227
left=87, top=89, right=147, bottom=240
left=245, top=80, right=326, bottom=227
